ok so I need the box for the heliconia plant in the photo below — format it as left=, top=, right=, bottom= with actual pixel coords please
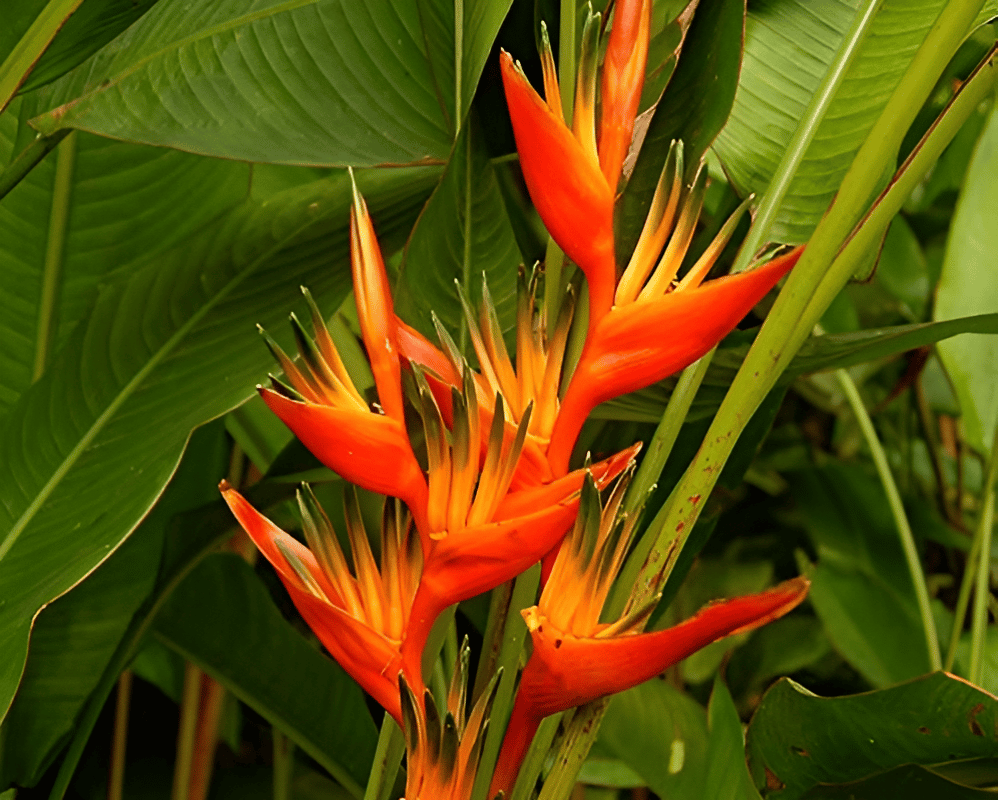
left=2, top=0, right=998, bottom=798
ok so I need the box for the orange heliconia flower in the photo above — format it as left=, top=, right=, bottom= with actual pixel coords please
left=490, top=475, right=810, bottom=796
left=399, top=647, right=498, bottom=800
left=396, top=266, right=575, bottom=488
left=499, top=0, right=649, bottom=325
left=501, top=7, right=802, bottom=475
left=258, top=181, right=428, bottom=526
left=546, top=244, right=803, bottom=475
left=400, top=367, right=640, bottom=686
left=220, top=482, right=420, bottom=726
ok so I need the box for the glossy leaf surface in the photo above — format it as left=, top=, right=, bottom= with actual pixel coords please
left=0, top=166, right=437, bottom=724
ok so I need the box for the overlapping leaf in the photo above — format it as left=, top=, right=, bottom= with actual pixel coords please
left=0, top=165, right=439, bottom=724
left=0, top=421, right=229, bottom=788
left=935, top=100, right=998, bottom=456
left=154, top=554, right=378, bottom=796
left=0, top=95, right=249, bottom=419
left=396, top=120, right=522, bottom=345
left=714, top=0, right=957, bottom=243
left=789, top=465, right=931, bottom=687
left=747, top=672, right=998, bottom=798
left=29, top=0, right=511, bottom=166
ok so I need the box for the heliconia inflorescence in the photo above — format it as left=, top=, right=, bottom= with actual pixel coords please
left=222, top=0, right=809, bottom=795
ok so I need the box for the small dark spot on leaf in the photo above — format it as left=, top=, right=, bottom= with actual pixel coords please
left=554, top=639, right=562, bottom=649
left=765, top=767, right=785, bottom=791
left=917, top=726, right=930, bottom=735
left=791, top=746, right=809, bottom=757
left=969, top=703, right=985, bottom=736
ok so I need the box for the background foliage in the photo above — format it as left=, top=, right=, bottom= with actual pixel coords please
left=1, top=0, right=997, bottom=798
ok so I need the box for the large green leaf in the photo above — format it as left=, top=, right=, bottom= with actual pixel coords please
left=596, top=679, right=710, bottom=797
left=802, top=764, right=998, bottom=798
left=396, top=119, right=521, bottom=347
left=935, top=100, right=998, bottom=456
left=747, top=672, right=998, bottom=799
left=0, top=95, right=249, bottom=419
left=703, top=679, right=763, bottom=800
left=789, top=465, right=931, bottom=688
left=713, top=0, right=950, bottom=243
left=154, top=553, right=378, bottom=797
left=0, top=420, right=229, bottom=789
left=30, top=0, right=511, bottom=166
left=0, top=165, right=439, bottom=725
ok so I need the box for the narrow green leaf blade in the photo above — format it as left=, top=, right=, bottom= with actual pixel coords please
left=396, top=120, right=521, bottom=344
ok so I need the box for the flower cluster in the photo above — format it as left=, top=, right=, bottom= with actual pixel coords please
left=222, top=0, right=808, bottom=796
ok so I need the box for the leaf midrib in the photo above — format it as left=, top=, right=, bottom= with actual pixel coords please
left=0, top=195, right=327, bottom=563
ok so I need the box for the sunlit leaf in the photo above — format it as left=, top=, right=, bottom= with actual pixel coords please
left=935, top=101, right=998, bottom=456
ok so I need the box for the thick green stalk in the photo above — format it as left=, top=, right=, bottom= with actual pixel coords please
left=632, top=1, right=990, bottom=608
left=0, top=129, right=70, bottom=202
left=0, top=0, right=84, bottom=114
left=273, top=730, right=294, bottom=800
left=108, top=671, right=133, bottom=800
left=836, top=368, right=941, bottom=669
left=171, top=664, right=201, bottom=800
left=969, top=427, right=998, bottom=684
left=731, top=0, right=886, bottom=273
left=509, top=716, right=561, bottom=800
left=33, top=131, right=76, bottom=382
left=945, top=533, right=979, bottom=672
left=535, top=701, right=608, bottom=800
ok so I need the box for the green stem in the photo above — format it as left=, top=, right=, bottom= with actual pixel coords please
left=968, top=426, right=998, bottom=684
left=459, top=129, right=474, bottom=356
left=107, top=671, right=132, bottom=800
left=272, top=729, right=295, bottom=800
left=0, top=129, right=70, bottom=202
left=171, top=663, right=201, bottom=800
left=944, top=532, right=979, bottom=672
left=454, top=0, right=464, bottom=135
left=631, top=2, right=991, bottom=609
left=732, top=0, right=886, bottom=272
left=0, top=0, right=85, bottom=114
left=362, top=717, right=406, bottom=800
left=836, top=367, right=941, bottom=670
left=33, top=130, right=76, bottom=382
